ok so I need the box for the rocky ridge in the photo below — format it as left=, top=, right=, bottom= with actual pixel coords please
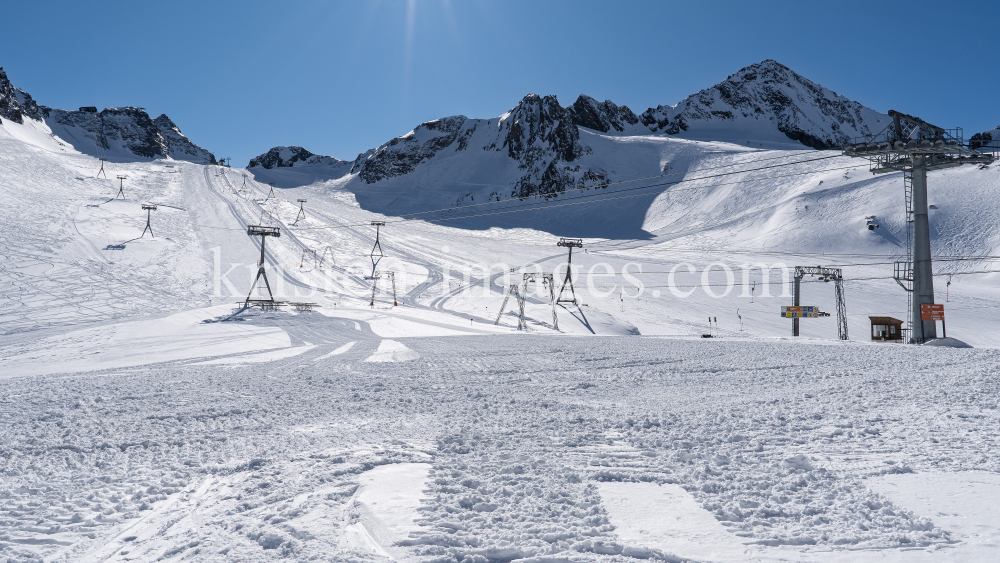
left=0, top=67, right=43, bottom=124
left=566, top=95, right=644, bottom=135
left=0, top=67, right=215, bottom=163
left=351, top=94, right=607, bottom=199
left=248, top=146, right=350, bottom=170
left=637, top=59, right=888, bottom=149
left=344, top=60, right=890, bottom=200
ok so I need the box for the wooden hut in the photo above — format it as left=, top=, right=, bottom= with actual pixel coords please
left=869, top=316, right=904, bottom=342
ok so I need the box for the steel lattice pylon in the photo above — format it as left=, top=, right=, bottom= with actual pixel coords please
left=494, top=273, right=558, bottom=331
left=369, top=221, right=386, bottom=279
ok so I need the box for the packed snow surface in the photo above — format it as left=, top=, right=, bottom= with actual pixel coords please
left=2, top=90, right=1000, bottom=562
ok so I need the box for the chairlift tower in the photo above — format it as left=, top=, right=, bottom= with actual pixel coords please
left=369, top=270, right=398, bottom=307
left=140, top=204, right=157, bottom=237
left=245, top=225, right=281, bottom=306
left=318, top=245, right=335, bottom=268
left=843, top=110, right=997, bottom=343
left=369, top=221, right=386, bottom=278
left=115, top=175, right=127, bottom=199
left=296, top=199, right=307, bottom=222
left=96, top=158, right=108, bottom=179
left=791, top=266, right=848, bottom=340
left=555, top=238, right=583, bottom=305
left=266, top=182, right=276, bottom=199
left=495, top=273, right=558, bottom=331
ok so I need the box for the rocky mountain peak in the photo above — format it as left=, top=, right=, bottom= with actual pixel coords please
left=499, top=93, right=584, bottom=164
left=292, top=60, right=893, bottom=208
left=0, top=67, right=43, bottom=124
left=639, top=59, right=888, bottom=149
left=248, top=146, right=350, bottom=169
left=0, top=67, right=214, bottom=163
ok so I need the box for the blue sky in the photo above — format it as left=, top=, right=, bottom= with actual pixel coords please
left=3, top=0, right=999, bottom=165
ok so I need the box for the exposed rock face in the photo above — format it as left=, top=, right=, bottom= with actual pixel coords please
left=43, top=107, right=216, bottom=163
left=154, top=114, right=217, bottom=163
left=248, top=146, right=350, bottom=170
left=351, top=94, right=603, bottom=199
left=0, top=67, right=43, bottom=124
left=352, top=115, right=470, bottom=183
left=499, top=94, right=593, bottom=198
left=0, top=67, right=215, bottom=163
left=567, top=95, right=642, bottom=134
left=638, top=59, right=887, bottom=149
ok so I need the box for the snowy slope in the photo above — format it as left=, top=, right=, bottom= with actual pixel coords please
left=4, top=82, right=999, bottom=346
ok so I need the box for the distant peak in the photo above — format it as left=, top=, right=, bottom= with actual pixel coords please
left=728, top=59, right=794, bottom=82
left=248, top=146, right=348, bottom=169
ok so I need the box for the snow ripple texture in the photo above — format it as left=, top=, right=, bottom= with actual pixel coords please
left=1, top=334, right=996, bottom=561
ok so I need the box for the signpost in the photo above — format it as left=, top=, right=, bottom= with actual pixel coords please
left=920, top=304, right=946, bottom=338
left=782, top=306, right=820, bottom=318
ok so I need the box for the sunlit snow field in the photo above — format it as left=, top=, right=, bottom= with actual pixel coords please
left=2, top=116, right=1000, bottom=562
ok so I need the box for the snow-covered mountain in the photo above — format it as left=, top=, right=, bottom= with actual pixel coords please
left=637, top=59, right=887, bottom=148
left=246, top=146, right=353, bottom=189
left=350, top=94, right=598, bottom=200
left=248, top=145, right=350, bottom=171
left=338, top=59, right=890, bottom=209
left=0, top=66, right=215, bottom=163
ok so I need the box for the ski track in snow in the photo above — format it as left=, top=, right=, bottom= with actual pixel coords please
left=2, top=117, right=1000, bottom=562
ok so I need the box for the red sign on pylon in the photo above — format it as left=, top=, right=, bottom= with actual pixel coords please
left=920, top=304, right=944, bottom=321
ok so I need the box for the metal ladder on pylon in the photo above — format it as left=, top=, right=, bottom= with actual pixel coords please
left=893, top=170, right=915, bottom=338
